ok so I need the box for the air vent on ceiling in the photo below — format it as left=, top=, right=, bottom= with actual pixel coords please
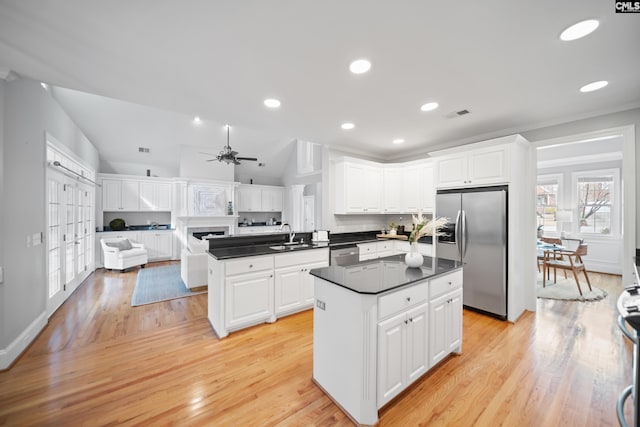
left=456, top=109, right=470, bottom=116
left=138, top=147, right=150, bottom=153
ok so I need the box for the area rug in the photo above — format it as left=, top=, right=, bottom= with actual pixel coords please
left=536, top=276, right=607, bottom=302
left=131, top=264, right=206, bottom=306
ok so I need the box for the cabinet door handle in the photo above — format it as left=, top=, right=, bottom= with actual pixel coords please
left=404, top=320, right=409, bottom=325
left=406, top=297, right=411, bottom=302
left=249, top=264, right=253, bottom=268
left=448, top=281, right=452, bottom=285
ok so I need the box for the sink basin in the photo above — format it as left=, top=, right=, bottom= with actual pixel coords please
left=269, top=244, right=310, bottom=251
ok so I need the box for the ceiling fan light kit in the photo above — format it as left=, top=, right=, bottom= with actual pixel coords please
left=206, top=125, right=258, bottom=165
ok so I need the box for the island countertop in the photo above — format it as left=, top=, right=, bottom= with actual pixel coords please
left=309, top=254, right=462, bottom=295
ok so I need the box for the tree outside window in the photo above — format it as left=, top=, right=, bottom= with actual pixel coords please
left=577, top=176, right=613, bottom=234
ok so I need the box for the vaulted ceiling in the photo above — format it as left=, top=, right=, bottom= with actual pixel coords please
left=1, top=1, right=638, bottom=179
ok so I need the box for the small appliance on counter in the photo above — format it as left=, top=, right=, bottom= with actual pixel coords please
left=312, top=230, right=330, bottom=243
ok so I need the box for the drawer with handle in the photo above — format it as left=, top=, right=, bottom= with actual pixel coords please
left=429, top=269, right=463, bottom=299
left=378, top=282, right=428, bottom=320
left=225, top=255, right=273, bottom=276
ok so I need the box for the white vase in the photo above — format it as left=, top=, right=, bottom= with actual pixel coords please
left=389, top=229, right=397, bottom=235
left=404, top=242, right=423, bottom=268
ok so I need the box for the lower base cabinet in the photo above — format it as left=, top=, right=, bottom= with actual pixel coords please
left=226, top=270, right=275, bottom=329
left=139, top=231, right=173, bottom=261
left=377, top=302, right=429, bottom=407
left=429, top=272, right=463, bottom=367
left=209, top=248, right=329, bottom=338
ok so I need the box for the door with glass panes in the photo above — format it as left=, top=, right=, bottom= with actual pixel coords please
left=47, top=172, right=93, bottom=316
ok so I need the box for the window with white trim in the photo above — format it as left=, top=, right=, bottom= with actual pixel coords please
left=572, top=169, right=620, bottom=236
left=536, top=174, right=562, bottom=233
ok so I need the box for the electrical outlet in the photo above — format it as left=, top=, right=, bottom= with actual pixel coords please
left=32, top=233, right=42, bottom=246
left=316, top=300, right=326, bottom=311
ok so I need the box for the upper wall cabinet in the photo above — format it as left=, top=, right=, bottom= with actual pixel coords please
left=101, top=175, right=172, bottom=212
left=334, top=159, right=383, bottom=214
left=102, top=179, right=140, bottom=211
left=401, top=162, right=434, bottom=213
left=139, top=181, right=172, bottom=211
left=433, top=145, right=509, bottom=189
left=237, top=184, right=284, bottom=212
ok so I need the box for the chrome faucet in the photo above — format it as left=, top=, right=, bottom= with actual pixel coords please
left=280, top=223, right=295, bottom=243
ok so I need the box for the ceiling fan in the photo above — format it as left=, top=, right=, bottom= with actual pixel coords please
left=202, top=125, right=258, bottom=165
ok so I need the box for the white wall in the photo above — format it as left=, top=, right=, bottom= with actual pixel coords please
left=0, top=77, right=99, bottom=366
left=100, top=159, right=178, bottom=178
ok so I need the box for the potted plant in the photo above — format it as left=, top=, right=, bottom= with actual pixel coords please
left=389, top=222, right=398, bottom=235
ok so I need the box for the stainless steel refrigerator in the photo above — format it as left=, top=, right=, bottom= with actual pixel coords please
left=436, top=186, right=507, bottom=319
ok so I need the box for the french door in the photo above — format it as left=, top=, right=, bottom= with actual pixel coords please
left=46, top=172, right=94, bottom=317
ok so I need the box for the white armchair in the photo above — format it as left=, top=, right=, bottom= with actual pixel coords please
left=100, top=238, right=148, bottom=272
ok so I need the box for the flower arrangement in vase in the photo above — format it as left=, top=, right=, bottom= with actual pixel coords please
left=405, top=211, right=448, bottom=268
left=388, top=222, right=398, bottom=235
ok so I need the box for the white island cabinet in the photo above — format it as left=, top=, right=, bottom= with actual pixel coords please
left=311, top=258, right=462, bottom=426
left=208, top=246, right=329, bottom=338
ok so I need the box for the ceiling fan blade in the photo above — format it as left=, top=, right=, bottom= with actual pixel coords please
left=205, top=158, right=217, bottom=162
left=198, top=152, right=218, bottom=156
left=236, top=157, right=258, bottom=161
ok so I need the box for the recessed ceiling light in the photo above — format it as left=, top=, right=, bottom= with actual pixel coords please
left=560, top=19, right=599, bottom=41
left=193, top=116, right=202, bottom=124
left=420, top=102, right=439, bottom=112
left=580, top=80, right=608, bottom=92
left=392, top=139, right=405, bottom=145
left=264, top=98, right=281, bottom=108
left=341, top=122, right=355, bottom=130
left=349, top=59, right=371, bottom=74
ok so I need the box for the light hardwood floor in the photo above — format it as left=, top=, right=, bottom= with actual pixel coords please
left=0, top=262, right=633, bottom=426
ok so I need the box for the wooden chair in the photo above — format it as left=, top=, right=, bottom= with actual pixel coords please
left=543, top=244, right=592, bottom=296
left=537, top=237, right=566, bottom=278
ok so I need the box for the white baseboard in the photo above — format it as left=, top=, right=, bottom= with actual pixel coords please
left=0, top=311, right=47, bottom=370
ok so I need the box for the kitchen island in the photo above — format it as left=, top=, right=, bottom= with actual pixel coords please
left=310, top=254, right=463, bottom=425
left=207, top=233, right=329, bottom=338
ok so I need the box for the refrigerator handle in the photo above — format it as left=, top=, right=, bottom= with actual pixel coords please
left=455, top=210, right=462, bottom=259
left=462, top=210, right=468, bottom=258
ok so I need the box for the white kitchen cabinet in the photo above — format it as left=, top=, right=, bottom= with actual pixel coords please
left=102, top=179, right=140, bottom=211
left=377, top=302, right=428, bottom=408
left=209, top=248, right=329, bottom=338
left=435, top=145, right=508, bottom=189
left=383, top=167, right=402, bottom=213
left=236, top=226, right=282, bottom=235
left=358, top=242, right=378, bottom=261
left=274, top=249, right=329, bottom=316
left=226, top=269, right=275, bottom=329
left=139, top=181, right=172, bottom=211
left=237, top=184, right=284, bottom=212
left=237, top=186, right=262, bottom=211
left=429, top=270, right=463, bottom=367
left=334, top=159, right=383, bottom=214
left=262, top=187, right=284, bottom=212
left=402, top=162, right=434, bottom=213
left=376, top=240, right=394, bottom=258
left=139, top=231, right=173, bottom=261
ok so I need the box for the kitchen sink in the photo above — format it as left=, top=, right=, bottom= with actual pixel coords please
left=269, top=244, right=310, bottom=251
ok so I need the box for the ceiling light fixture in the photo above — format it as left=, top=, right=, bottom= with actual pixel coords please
left=264, top=98, right=281, bottom=108
left=40, top=82, right=48, bottom=90
left=193, top=116, right=202, bottom=124
left=580, top=80, right=608, bottom=92
left=420, top=102, right=439, bottom=112
left=349, top=59, right=371, bottom=74
left=392, top=139, right=405, bottom=145
left=560, top=19, right=599, bottom=41
left=341, top=122, right=355, bottom=130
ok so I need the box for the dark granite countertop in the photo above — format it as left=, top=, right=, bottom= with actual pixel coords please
left=209, top=242, right=329, bottom=260
left=310, top=254, right=461, bottom=295
left=208, top=232, right=329, bottom=260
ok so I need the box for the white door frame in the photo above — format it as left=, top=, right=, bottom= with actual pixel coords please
left=531, top=125, right=636, bottom=286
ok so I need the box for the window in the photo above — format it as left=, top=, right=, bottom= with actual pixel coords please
left=536, top=175, right=562, bottom=233
left=573, top=169, right=619, bottom=235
